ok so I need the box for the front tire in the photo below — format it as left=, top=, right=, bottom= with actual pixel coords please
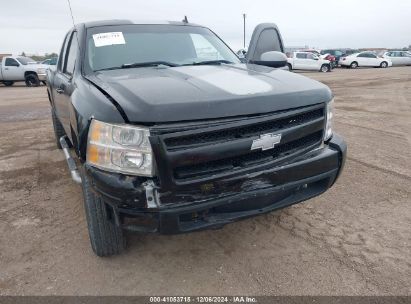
left=350, top=61, right=358, bottom=69
left=287, top=63, right=292, bottom=71
left=320, top=64, right=330, bottom=72
left=80, top=169, right=125, bottom=257
left=380, top=61, right=388, bottom=68
left=25, top=74, right=40, bottom=87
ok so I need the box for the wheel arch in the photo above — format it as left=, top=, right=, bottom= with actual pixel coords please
left=24, top=70, right=38, bottom=78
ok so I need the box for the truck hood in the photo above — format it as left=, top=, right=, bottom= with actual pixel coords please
left=24, top=63, right=48, bottom=71
left=85, top=63, right=332, bottom=123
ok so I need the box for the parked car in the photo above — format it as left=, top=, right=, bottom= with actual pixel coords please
left=321, top=49, right=345, bottom=65
left=341, top=49, right=360, bottom=57
left=41, top=57, right=58, bottom=73
left=41, top=57, right=58, bottom=66
left=287, top=51, right=332, bottom=72
left=303, top=49, right=336, bottom=68
left=383, top=51, right=411, bottom=66
left=321, top=53, right=337, bottom=68
left=0, top=56, right=47, bottom=87
left=339, top=52, right=392, bottom=68
left=47, top=20, right=346, bottom=256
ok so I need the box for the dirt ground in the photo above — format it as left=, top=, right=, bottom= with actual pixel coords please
left=0, top=67, right=410, bottom=296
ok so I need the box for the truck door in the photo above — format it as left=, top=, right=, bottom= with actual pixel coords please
left=2, top=58, right=23, bottom=80
left=246, top=23, right=285, bottom=65
left=306, top=53, right=320, bottom=70
left=52, top=31, right=78, bottom=139
left=294, top=52, right=307, bottom=69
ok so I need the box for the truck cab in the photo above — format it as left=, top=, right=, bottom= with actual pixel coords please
left=47, top=20, right=346, bottom=256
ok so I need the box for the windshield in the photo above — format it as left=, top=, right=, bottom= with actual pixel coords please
left=84, top=24, right=240, bottom=73
left=17, top=57, right=36, bottom=65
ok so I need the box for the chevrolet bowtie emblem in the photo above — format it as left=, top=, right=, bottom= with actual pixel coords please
left=251, top=133, right=282, bottom=151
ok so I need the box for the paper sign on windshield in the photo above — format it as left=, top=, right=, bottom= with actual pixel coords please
left=92, top=32, right=125, bottom=47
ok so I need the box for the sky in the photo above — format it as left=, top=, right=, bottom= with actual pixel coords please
left=0, top=0, right=410, bottom=55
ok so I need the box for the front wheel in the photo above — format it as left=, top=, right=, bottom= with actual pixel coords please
left=380, top=61, right=388, bottom=68
left=25, top=74, right=40, bottom=87
left=287, top=63, right=292, bottom=71
left=80, top=169, right=126, bottom=257
left=320, top=64, right=330, bottom=72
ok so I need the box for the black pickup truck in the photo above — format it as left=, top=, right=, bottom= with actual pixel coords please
left=47, top=20, right=346, bottom=256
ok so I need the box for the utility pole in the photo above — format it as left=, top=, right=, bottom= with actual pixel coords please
left=243, top=13, right=246, bottom=49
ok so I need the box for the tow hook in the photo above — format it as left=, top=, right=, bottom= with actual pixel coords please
left=59, top=136, right=82, bottom=184
left=143, top=180, right=160, bottom=208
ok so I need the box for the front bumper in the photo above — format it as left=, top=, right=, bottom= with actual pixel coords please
left=85, top=134, right=347, bottom=234
left=37, top=73, right=47, bottom=81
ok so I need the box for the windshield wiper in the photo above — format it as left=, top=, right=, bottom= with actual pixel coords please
left=183, top=60, right=234, bottom=66
left=121, top=61, right=180, bottom=68
left=94, top=61, right=179, bottom=72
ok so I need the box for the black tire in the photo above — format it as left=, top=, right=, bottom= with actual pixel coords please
left=80, top=169, right=125, bottom=257
left=287, top=63, right=292, bottom=71
left=350, top=61, right=358, bottom=69
left=380, top=61, right=388, bottom=68
left=25, top=74, right=40, bottom=87
left=42, top=81, right=47, bottom=85
left=51, top=109, right=65, bottom=149
left=320, top=64, right=330, bottom=73
left=3, top=81, right=14, bottom=86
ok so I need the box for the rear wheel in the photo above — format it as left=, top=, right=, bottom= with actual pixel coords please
left=320, top=64, right=330, bottom=72
left=3, top=81, right=14, bottom=86
left=25, top=74, right=40, bottom=87
left=380, top=61, right=388, bottom=68
left=80, top=169, right=126, bottom=257
left=350, top=61, right=358, bottom=69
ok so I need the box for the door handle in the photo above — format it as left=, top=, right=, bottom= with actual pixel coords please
left=4, top=68, right=9, bottom=70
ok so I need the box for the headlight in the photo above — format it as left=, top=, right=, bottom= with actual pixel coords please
left=324, top=98, right=334, bottom=141
left=86, top=120, right=153, bottom=176
left=37, top=68, right=46, bottom=74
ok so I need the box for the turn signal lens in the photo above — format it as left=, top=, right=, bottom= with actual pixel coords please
left=324, top=99, right=334, bottom=141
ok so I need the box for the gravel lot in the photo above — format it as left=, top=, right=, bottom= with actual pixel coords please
left=0, top=67, right=410, bottom=296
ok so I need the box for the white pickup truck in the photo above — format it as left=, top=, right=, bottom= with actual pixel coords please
left=287, top=51, right=331, bottom=72
left=0, top=56, right=47, bottom=87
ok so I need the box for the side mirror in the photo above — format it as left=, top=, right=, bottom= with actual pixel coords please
left=236, top=49, right=247, bottom=59
left=253, top=51, right=288, bottom=68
